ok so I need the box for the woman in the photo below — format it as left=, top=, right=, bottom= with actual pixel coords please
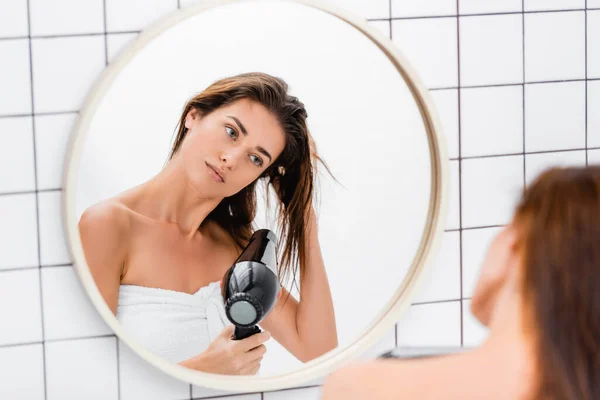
left=79, top=72, right=338, bottom=375
left=322, top=165, right=600, bottom=400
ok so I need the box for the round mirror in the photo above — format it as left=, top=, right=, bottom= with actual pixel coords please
left=63, top=0, right=448, bottom=392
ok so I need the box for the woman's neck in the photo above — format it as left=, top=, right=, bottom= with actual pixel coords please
left=479, top=282, right=539, bottom=399
left=135, top=154, right=223, bottom=239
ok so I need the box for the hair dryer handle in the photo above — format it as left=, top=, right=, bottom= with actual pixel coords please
left=233, top=325, right=262, bottom=340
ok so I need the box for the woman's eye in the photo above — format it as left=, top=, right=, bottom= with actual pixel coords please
left=225, top=126, right=237, bottom=139
left=250, top=154, right=263, bottom=167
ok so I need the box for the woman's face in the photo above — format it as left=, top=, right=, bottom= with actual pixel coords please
left=180, top=99, right=286, bottom=197
left=470, top=224, right=520, bottom=326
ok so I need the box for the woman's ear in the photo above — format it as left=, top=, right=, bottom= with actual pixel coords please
left=184, top=108, right=200, bottom=130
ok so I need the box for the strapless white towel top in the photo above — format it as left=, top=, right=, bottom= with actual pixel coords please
left=116, top=280, right=231, bottom=363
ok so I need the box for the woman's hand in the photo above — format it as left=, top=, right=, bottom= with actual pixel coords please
left=179, top=325, right=270, bottom=375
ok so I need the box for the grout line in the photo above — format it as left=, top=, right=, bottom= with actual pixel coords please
left=103, top=0, right=108, bottom=66
left=0, top=30, right=142, bottom=41
left=390, top=0, right=395, bottom=350
left=46, top=334, right=117, bottom=344
left=25, top=0, right=47, bottom=398
left=585, top=0, right=589, bottom=166
left=428, top=77, right=595, bottom=92
left=0, top=188, right=61, bottom=197
left=116, top=339, right=122, bottom=400
left=386, top=7, right=591, bottom=21
left=456, top=0, right=464, bottom=347
left=462, top=224, right=506, bottom=231
left=388, top=0, right=392, bottom=40
left=39, top=263, right=73, bottom=268
left=0, top=265, right=40, bottom=273
left=0, top=340, right=45, bottom=349
left=190, top=383, right=193, bottom=400
left=450, top=147, right=591, bottom=162
left=0, top=110, right=78, bottom=119
left=412, top=298, right=462, bottom=306
left=522, top=1, right=527, bottom=191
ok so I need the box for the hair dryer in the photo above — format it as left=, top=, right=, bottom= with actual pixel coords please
left=221, top=229, right=281, bottom=340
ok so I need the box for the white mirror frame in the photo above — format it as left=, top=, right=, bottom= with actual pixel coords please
left=62, top=0, right=449, bottom=392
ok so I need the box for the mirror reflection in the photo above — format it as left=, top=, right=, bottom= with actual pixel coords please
left=72, top=0, right=433, bottom=377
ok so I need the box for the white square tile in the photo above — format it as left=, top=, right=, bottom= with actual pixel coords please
left=462, top=299, right=489, bottom=346
left=414, top=231, right=461, bottom=303
left=107, top=33, right=139, bottom=63
left=392, top=18, right=458, bottom=88
left=0, top=39, right=31, bottom=115
left=460, top=85, right=523, bottom=157
left=459, top=0, right=522, bottom=15
left=446, top=160, right=460, bottom=230
left=525, top=0, right=584, bottom=11
left=42, top=267, right=112, bottom=340
left=0, top=193, right=39, bottom=269
left=462, top=227, right=503, bottom=298
left=525, top=11, right=585, bottom=82
left=31, top=36, right=105, bottom=114
left=0, top=0, right=29, bottom=37
left=29, top=0, right=104, bottom=36
left=46, top=337, right=119, bottom=400
left=118, top=341, right=190, bottom=400
left=526, top=151, right=587, bottom=186
left=35, top=113, right=76, bottom=190
left=589, top=149, right=600, bottom=164
left=367, top=20, right=390, bottom=39
left=396, top=301, right=461, bottom=346
left=589, top=11, right=600, bottom=79
left=525, top=81, right=586, bottom=152
left=589, top=81, right=600, bottom=147
left=0, top=116, right=35, bottom=192
left=459, top=14, right=523, bottom=86
left=106, top=0, right=178, bottom=32
left=0, top=344, right=45, bottom=400
left=461, top=156, right=524, bottom=228
left=0, top=269, right=42, bottom=346
left=430, top=89, right=459, bottom=159
left=192, top=384, right=233, bottom=399
left=589, top=0, right=600, bottom=8
left=323, top=0, right=389, bottom=20
left=38, top=191, right=71, bottom=266
left=264, top=387, right=322, bottom=400
left=392, top=0, right=456, bottom=17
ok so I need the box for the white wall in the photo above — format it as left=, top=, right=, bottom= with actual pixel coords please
left=1, top=0, right=599, bottom=399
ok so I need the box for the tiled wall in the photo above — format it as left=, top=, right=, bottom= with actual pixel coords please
left=1, top=0, right=598, bottom=399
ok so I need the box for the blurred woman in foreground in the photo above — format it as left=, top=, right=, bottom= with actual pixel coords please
left=322, top=166, right=600, bottom=400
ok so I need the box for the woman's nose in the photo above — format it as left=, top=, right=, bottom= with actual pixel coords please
left=220, top=149, right=241, bottom=170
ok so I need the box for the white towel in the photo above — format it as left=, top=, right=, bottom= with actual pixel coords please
left=116, top=280, right=231, bottom=364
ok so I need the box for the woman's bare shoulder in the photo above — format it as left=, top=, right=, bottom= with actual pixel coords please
left=321, top=349, right=527, bottom=400
left=78, top=198, right=132, bottom=235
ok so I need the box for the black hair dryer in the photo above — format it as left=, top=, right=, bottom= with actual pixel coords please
left=221, top=229, right=281, bottom=340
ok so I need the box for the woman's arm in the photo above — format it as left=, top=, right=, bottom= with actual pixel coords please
left=78, top=202, right=129, bottom=315
left=260, top=207, right=338, bottom=362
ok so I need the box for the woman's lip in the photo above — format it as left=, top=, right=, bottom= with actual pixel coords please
left=206, top=162, right=225, bottom=183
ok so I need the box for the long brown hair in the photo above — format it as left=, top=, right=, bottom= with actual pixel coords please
left=169, top=72, right=332, bottom=290
left=513, top=166, right=600, bottom=400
